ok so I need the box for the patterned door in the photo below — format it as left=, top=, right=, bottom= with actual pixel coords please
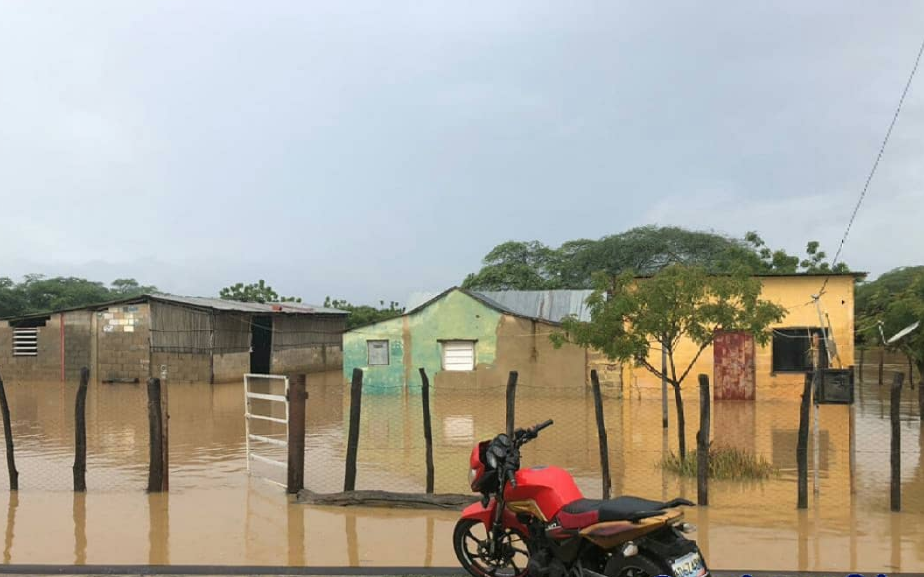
left=713, top=330, right=756, bottom=400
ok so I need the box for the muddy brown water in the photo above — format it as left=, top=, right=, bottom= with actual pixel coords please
left=0, top=364, right=922, bottom=571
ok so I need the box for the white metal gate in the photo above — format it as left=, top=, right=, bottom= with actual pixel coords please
left=244, top=373, right=289, bottom=487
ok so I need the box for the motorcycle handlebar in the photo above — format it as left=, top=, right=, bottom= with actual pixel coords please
left=533, top=419, right=554, bottom=433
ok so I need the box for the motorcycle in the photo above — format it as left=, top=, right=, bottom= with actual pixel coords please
left=453, top=419, right=708, bottom=577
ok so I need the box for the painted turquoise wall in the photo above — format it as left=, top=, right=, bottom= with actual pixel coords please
left=342, top=290, right=502, bottom=391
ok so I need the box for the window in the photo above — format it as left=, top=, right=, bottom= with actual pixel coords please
left=13, top=328, right=39, bottom=356
left=367, top=340, right=389, bottom=366
left=441, top=340, right=475, bottom=371
left=772, top=328, right=828, bottom=373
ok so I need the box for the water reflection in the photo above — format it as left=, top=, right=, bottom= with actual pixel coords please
left=73, top=493, right=86, bottom=564
left=0, top=365, right=921, bottom=571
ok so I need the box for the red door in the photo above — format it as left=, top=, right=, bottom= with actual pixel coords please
left=713, top=330, right=756, bottom=400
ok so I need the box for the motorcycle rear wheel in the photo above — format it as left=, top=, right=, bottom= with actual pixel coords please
left=453, top=518, right=530, bottom=577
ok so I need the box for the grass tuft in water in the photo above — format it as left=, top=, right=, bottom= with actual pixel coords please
left=660, top=445, right=779, bottom=480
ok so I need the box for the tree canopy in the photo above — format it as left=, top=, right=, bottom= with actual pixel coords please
left=323, top=297, right=404, bottom=329
left=218, top=280, right=301, bottom=304
left=462, top=226, right=849, bottom=290
left=0, top=275, right=157, bottom=318
left=554, top=265, right=785, bottom=458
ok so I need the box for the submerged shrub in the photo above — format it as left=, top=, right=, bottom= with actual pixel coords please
left=660, top=445, right=778, bottom=480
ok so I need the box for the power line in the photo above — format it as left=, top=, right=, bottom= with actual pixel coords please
left=819, top=35, right=924, bottom=297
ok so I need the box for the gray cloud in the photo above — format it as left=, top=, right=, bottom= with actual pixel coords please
left=1, top=1, right=922, bottom=305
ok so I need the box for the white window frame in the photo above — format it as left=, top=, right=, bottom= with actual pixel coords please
left=441, top=340, right=476, bottom=372
left=367, top=339, right=390, bottom=366
left=13, top=327, right=39, bottom=357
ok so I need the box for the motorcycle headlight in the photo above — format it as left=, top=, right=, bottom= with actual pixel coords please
left=486, top=451, right=498, bottom=469
left=468, top=467, right=478, bottom=486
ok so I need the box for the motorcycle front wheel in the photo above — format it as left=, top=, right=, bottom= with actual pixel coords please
left=453, top=518, right=530, bottom=577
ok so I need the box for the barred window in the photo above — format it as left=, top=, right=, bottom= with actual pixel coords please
left=13, top=327, right=39, bottom=356
left=772, top=328, right=828, bottom=373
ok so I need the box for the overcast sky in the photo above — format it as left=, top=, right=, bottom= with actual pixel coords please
left=1, top=2, right=922, bottom=306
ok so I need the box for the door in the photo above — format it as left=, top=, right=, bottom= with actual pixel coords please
left=713, top=330, right=755, bottom=400
left=250, top=316, right=273, bottom=374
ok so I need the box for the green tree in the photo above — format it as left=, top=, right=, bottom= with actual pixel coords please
left=110, top=278, right=158, bottom=295
left=553, top=265, right=785, bottom=459
left=743, top=233, right=849, bottom=274
left=323, top=297, right=404, bottom=329
left=0, top=275, right=159, bottom=318
left=462, top=241, right=560, bottom=290
left=219, top=280, right=301, bottom=303
left=855, top=266, right=924, bottom=386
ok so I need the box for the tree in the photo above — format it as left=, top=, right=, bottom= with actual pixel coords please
left=323, top=297, right=404, bottom=329
left=462, top=241, right=560, bottom=290
left=743, top=233, right=849, bottom=274
left=0, top=275, right=158, bottom=318
left=218, top=280, right=301, bottom=304
left=553, top=265, right=785, bottom=459
left=462, top=227, right=851, bottom=292
left=110, top=278, right=158, bottom=295
left=855, top=266, right=924, bottom=386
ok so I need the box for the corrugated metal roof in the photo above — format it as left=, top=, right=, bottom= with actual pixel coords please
left=403, top=289, right=593, bottom=323
left=475, top=290, right=594, bottom=322
left=147, top=294, right=347, bottom=315
left=1, top=293, right=346, bottom=321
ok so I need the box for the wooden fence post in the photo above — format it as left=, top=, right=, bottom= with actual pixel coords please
left=419, top=368, right=435, bottom=494
left=878, top=347, right=884, bottom=386
left=505, top=371, right=518, bottom=439
left=589, top=370, right=611, bottom=499
left=797, top=372, right=812, bottom=509
left=891, top=372, right=903, bottom=512
left=697, top=374, right=710, bottom=506
left=0, top=372, right=18, bottom=491
left=73, top=367, right=89, bottom=492
left=344, top=368, right=363, bottom=491
left=858, top=348, right=865, bottom=383
left=147, top=377, right=167, bottom=492
left=287, top=374, right=307, bottom=494
left=908, top=355, right=915, bottom=390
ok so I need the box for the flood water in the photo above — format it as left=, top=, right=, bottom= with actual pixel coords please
left=1, top=361, right=923, bottom=572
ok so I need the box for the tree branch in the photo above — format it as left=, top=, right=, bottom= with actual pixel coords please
left=677, top=341, right=713, bottom=386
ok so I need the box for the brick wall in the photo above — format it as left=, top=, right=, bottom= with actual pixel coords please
left=97, top=303, right=151, bottom=382
left=63, top=311, right=92, bottom=381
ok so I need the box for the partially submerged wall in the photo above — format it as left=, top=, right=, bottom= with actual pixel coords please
left=0, top=310, right=92, bottom=383
left=96, top=303, right=151, bottom=382
left=271, top=315, right=345, bottom=375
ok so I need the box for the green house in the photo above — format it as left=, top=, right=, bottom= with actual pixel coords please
left=342, top=288, right=591, bottom=391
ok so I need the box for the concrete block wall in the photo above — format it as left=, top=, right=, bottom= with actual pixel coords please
left=63, top=311, right=92, bottom=381
left=97, top=303, right=151, bottom=382
left=212, top=351, right=249, bottom=383
left=0, top=317, right=60, bottom=382
left=151, top=352, right=211, bottom=383
left=271, top=344, right=342, bottom=375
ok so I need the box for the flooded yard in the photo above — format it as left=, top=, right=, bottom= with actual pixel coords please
left=1, top=364, right=923, bottom=572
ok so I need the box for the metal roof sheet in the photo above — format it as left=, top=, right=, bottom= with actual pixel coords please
left=404, top=289, right=593, bottom=323
left=475, top=290, right=594, bottom=323
left=146, top=294, right=347, bottom=315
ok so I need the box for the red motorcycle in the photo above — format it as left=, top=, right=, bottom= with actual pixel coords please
left=454, top=420, right=708, bottom=577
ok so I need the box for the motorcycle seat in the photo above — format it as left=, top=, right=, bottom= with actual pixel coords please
left=556, top=496, right=693, bottom=529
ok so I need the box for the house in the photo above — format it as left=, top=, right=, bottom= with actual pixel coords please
left=342, top=288, right=592, bottom=390
left=0, top=294, right=347, bottom=384
left=344, top=273, right=862, bottom=401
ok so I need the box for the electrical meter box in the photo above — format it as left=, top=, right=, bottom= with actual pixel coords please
left=815, top=368, right=854, bottom=405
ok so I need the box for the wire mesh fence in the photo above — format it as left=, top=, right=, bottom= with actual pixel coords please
left=302, top=364, right=924, bottom=518
left=0, top=364, right=920, bottom=520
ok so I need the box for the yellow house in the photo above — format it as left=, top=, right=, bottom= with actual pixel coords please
left=589, top=273, right=863, bottom=401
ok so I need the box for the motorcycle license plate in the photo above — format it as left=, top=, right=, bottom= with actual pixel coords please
left=670, top=552, right=707, bottom=577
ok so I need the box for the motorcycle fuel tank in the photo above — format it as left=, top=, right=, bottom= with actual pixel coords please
left=504, top=466, right=583, bottom=521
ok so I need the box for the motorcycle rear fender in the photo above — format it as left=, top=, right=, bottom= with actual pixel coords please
left=461, top=499, right=529, bottom=534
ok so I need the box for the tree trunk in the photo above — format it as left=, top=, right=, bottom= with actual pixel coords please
left=672, top=383, right=686, bottom=460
